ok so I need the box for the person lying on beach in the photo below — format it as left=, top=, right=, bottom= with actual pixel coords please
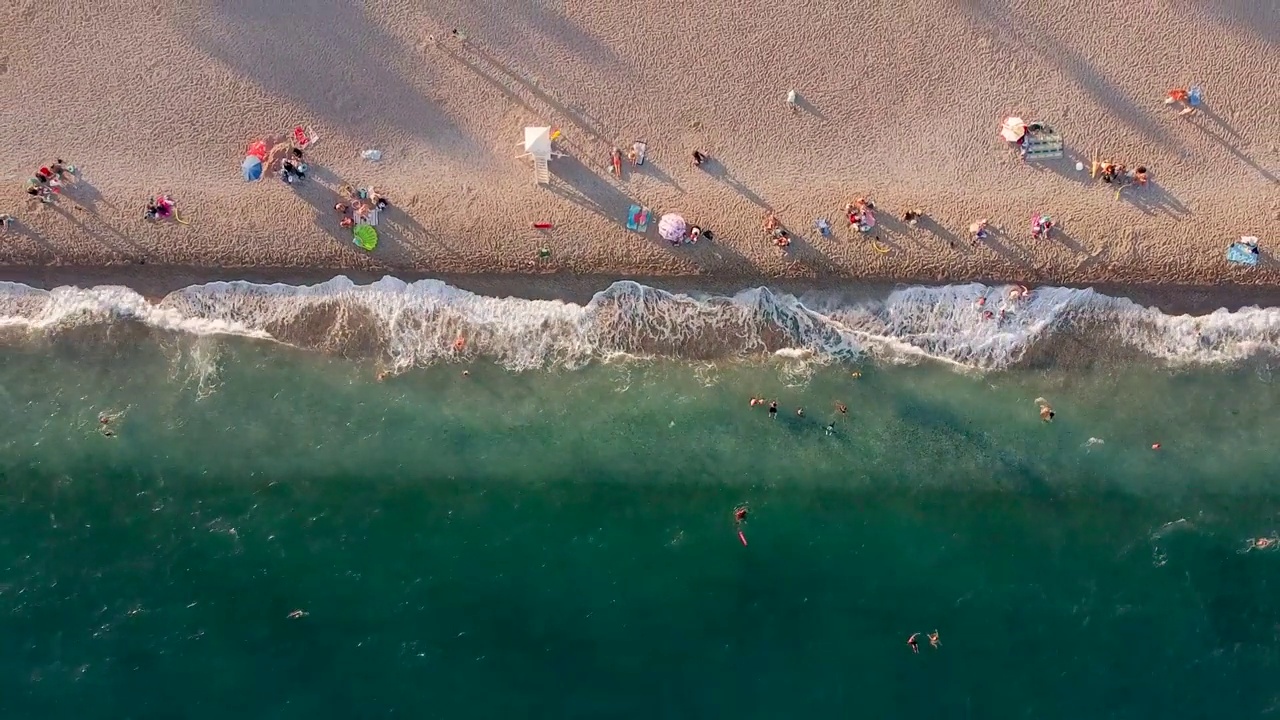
left=763, top=212, right=781, bottom=235
left=692, top=150, right=707, bottom=168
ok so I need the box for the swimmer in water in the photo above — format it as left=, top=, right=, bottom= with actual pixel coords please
left=1246, top=537, right=1276, bottom=552
left=376, top=370, right=389, bottom=382
left=907, top=633, right=920, bottom=654
left=796, top=407, right=805, bottom=418
left=98, top=410, right=125, bottom=437
left=734, top=506, right=749, bottom=524
left=1035, top=397, right=1055, bottom=422
left=851, top=371, right=862, bottom=379
left=825, top=422, right=836, bottom=436
left=929, top=630, right=940, bottom=649
left=835, top=402, right=847, bottom=415
left=750, top=397, right=763, bottom=407
left=768, top=401, right=778, bottom=419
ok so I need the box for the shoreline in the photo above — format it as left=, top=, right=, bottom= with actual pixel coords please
left=3, top=264, right=1279, bottom=315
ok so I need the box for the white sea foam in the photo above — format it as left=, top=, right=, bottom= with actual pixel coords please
left=0, top=277, right=1278, bottom=371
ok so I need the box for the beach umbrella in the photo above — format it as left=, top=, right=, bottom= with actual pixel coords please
left=658, top=213, right=686, bottom=242
left=353, top=224, right=378, bottom=251
left=242, top=155, right=263, bottom=181
left=1000, top=116, right=1027, bottom=142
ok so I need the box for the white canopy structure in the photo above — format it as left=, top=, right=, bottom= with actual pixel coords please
left=524, top=127, right=552, bottom=159
left=517, top=126, right=563, bottom=185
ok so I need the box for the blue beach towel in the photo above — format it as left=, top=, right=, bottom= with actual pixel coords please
left=1226, top=242, right=1258, bottom=266
left=626, top=205, right=649, bottom=232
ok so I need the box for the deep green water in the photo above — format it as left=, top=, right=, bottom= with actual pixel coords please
left=2, top=334, right=1279, bottom=718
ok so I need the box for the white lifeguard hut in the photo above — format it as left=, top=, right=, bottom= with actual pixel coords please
left=517, top=126, right=564, bottom=185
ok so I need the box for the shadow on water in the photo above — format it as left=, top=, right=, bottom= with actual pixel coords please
left=890, top=392, right=1055, bottom=500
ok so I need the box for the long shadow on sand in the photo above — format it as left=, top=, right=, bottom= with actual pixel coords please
left=179, top=0, right=476, bottom=155
left=1119, top=180, right=1191, bottom=219
left=957, top=1, right=1183, bottom=152
left=701, top=158, right=772, bottom=210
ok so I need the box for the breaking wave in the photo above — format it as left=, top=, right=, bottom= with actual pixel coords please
left=0, top=276, right=1278, bottom=371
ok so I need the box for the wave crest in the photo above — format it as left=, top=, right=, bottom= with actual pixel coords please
left=1, top=277, right=1277, bottom=371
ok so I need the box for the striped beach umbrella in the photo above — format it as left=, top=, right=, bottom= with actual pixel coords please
left=658, top=213, right=686, bottom=242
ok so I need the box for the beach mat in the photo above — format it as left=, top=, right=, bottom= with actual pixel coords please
left=626, top=205, right=649, bottom=232
left=1226, top=243, right=1258, bottom=266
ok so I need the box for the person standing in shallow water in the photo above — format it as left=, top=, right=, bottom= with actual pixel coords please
left=768, top=401, right=778, bottom=419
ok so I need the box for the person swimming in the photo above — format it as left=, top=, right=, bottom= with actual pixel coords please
left=907, top=633, right=920, bottom=654
left=768, top=401, right=778, bottom=419
left=1035, top=397, right=1055, bottom=422
left=734, top=506, right=748, bottom=524
left=929, top=630, right=940, bottom=649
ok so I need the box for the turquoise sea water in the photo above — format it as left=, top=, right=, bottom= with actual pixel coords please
left=1, top=279, right=1279, bottom=718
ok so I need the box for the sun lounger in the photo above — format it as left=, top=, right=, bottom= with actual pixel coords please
left=1022, top=123, right=1064, bottom=160
left=626, top=204, right=649, bottom=232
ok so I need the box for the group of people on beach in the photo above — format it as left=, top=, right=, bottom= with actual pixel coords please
left=333, top=185, right=391, bottom=229
left=24, top=159, right=75, bottom=205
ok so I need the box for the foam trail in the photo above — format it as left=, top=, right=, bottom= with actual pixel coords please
left=0, top=277, right=1278, bottom=371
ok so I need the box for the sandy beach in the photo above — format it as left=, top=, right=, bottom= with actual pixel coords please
left=2, top=0, right=1278, bottom=287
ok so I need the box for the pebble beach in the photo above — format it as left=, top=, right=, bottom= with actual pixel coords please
left=2, top=0, right=1277, bottom=287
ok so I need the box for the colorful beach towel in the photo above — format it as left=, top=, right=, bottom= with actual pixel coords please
left=1226, top=242, right=1258, bottom=266
left=626, top=204, right=649, bottom=232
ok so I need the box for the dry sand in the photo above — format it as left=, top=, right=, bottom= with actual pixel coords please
left=1, top=0, right=1278, bottom=289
